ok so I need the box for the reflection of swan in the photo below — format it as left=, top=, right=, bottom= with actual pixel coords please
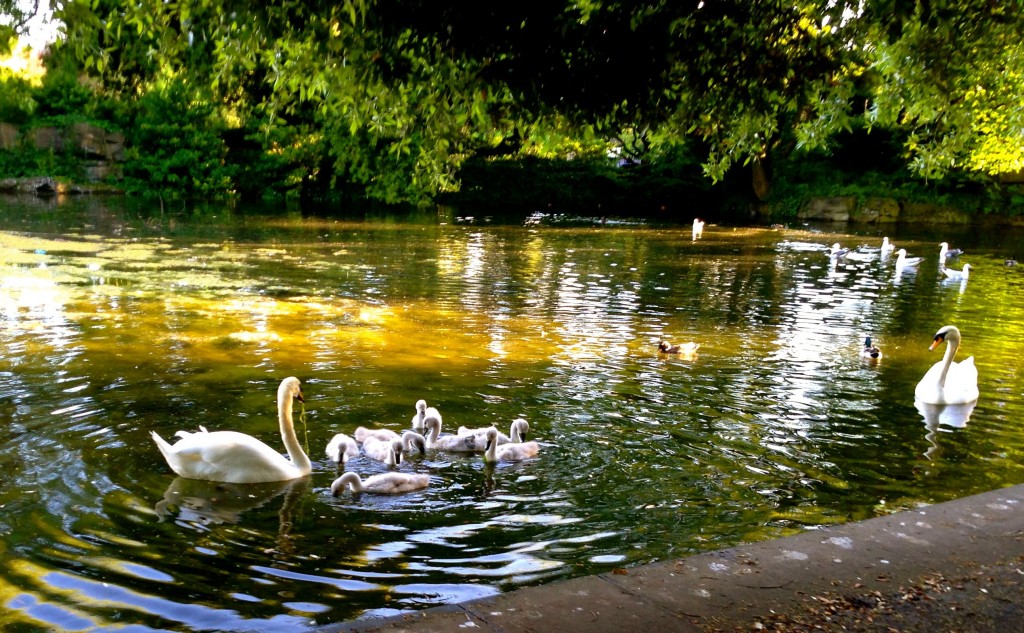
left=692, top=218, right=704, bottom=240
left=941, top=263, right=971, bottom=280
left=363, top=436, right=403, bottom=465
left=330, top=472, right=430, bottom=495
left=860, top=336, right=881, bottom=361
left=326, top=433, right=358, bottom=464
left=457, top=419, right=530, bottom=445
left=483, top=427, right=540, bottom=463
left=155, top=476, right=309, bottom=524
left=914, top=325, right=979, bottom=405
left=915, top=400, right=977, bottom=460
left=894, top=249, right=923, bottom=270
left=150, top=377, right=312, bottom=483
left=411, top=400, right=428, bottom=432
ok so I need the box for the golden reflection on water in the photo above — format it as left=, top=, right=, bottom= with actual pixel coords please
left=2, top=207, right=1024, bottom=631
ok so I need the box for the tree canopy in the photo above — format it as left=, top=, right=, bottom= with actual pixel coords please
left=12, top=0, right=1024, bottom=204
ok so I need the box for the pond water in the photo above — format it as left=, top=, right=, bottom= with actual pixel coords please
left=1, top=196, right=1023, bottom=631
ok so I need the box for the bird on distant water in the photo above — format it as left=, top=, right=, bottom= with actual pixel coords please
left=894, top=248, right=923, bottom=270
left=939, top=242, right=964, bottom=263
left=692, top=218, right=704, bottom=240
left=880, top=237, right=895, bottom=255
left=829, top=242, right=850, bottom=259
left=860, top=336, right=882, bottom=361
left=942, top=263, right=971, bottom=281
left=658, top=341, right=700, bottom=356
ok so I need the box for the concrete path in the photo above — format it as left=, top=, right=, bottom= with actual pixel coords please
left=322, top=484, right=1024, bottom=632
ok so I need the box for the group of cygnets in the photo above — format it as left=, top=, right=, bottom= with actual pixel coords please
left=150, top=379, right=540, bottom=499
left=325, top=399, right=540, bottom=496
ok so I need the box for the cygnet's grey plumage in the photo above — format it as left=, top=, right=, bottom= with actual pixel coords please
left=354, top=426, right=399, bottom=444
left=362, top=436, right=403, bottom=466
left=482, top=427, right=540, bottom=463
left=325, top=433, right=359, bottom=464
left=456, top=419, right=530, bottom=445
left=330, top=471, right=430, bottom=495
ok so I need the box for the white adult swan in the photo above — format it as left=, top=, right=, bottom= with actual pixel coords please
left=151, top=377, right=312, bottom=484
left=914, top=325, right=979, bottom=405
left=482, top=427, right=540, bottom=463
left=330, top=471, right=430, bottom=495
left=325, top=433, right=359, bottom=464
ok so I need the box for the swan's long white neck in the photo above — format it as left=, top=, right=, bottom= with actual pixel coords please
left=278, top=383, right=312, bottom=475
left=937, top=330, right=960, bottom=389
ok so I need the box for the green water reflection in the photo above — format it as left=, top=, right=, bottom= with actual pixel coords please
left=1, top=197, right=1023, bottom=630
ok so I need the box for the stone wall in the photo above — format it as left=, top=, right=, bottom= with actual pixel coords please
left=794, top=195, right=1020, bottom=225
left=0, top=121, right=126, bottom=190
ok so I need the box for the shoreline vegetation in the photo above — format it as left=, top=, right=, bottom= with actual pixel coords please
left=3, top=3, right=1024, bottom=224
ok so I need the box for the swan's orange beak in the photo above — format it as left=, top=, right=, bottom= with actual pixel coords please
left=929, top=334, right=945, bottom=351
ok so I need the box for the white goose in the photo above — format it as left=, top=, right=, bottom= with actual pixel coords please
left=482, top=427, right=540, bottom=463
left=941, top=263, right=971, bottom=280
left=330, top=471, right=430, bottom=496
left=150, top=377, right=312, bottom=484
left=325, top=433, right=359, bottom=464
left=914, top=325, right=979, bottom=405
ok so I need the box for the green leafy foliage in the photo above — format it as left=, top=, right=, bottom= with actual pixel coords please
left=121, top=78, right=235, bottom=198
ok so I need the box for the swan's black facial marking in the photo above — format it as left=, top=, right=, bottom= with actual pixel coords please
left=296, top=390, right=305, bottom=403
left=930, top=331, right=947, bottom=351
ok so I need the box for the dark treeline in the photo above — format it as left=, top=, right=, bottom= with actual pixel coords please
left=2, top=0, right=1023, bottom=219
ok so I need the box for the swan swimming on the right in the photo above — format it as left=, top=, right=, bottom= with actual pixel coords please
left=330, top=471, right=430, bottom=496
left=914, top=325, right=979, bottom=405
left=482, top=427, right=540, bottom=463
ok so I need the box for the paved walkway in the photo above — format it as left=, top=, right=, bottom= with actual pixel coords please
left=322, top=484, right=1024, bottom=633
